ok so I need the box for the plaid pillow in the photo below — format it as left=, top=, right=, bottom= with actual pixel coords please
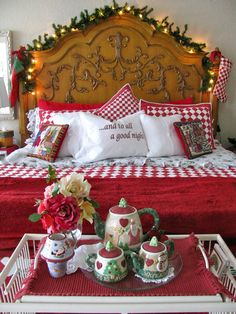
left=174, top=121, right=212, bottom=159
left=95, top=84, right=139, bottom=121
left=140, top=100, right=215, bottom=149
left=28, top=124, right=68, bottom=162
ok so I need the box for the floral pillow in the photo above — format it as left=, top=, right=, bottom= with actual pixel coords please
left=94, top=83, right=139, bottom=121
left=140, top=100, right=215, bottom=149
left=174, top=121, right=212, bottom=159
left=28, top=124, right=69, bottom=162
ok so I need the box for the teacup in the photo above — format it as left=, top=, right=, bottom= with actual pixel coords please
left=131, top=236, right=174, bottom=280
left=86, top=241, right=128, bottom=283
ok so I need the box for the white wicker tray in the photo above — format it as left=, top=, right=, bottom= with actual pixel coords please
left=0, top=233, right=235, bottom=314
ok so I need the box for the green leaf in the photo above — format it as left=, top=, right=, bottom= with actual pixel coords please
left=46, top=165, right=58, bottom=183
left=51, top=185, right=60, bottom=197
left=86, top=197, right=100, bottom=209
left=28, top=213, right=41, bottom=222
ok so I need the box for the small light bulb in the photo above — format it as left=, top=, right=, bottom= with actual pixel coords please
left=163, top=28, right=168, bottom=33
left=31, top=91, right=36, bottom=95
left=208, top=87, right=212, bottom=92
left=60, top=28, right=66, bottom=34
left=36, top=43, right=41, bottom=49
left=27, top=74, right=32, bottom=80
left=189, top=48, right=194, bottom=54
left=31, top=59, right=37, bottom=64
left=28, top=68, right=34, bottom=73
left=126, top=6, right=131, bottom=11
left=71, top=28, right=77, bottom=32
left=52, top=33, right=57, bottom=38
left=118, top=10, right=123, bottom=15
left=209, top=79, right=214, bottom=84
left=139, top=14, right=143, bottom=19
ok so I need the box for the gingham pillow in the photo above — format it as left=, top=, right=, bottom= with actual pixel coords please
left=39, top=106, right=103, bottom=126
left=95, top=83, right=139, bottom=121
left=39, top=109, right=78, bottom=125
left=140, top=100, right=215, bottom=149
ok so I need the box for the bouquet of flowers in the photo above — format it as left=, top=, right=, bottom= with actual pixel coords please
left=29, top=166, right=98, bottom=234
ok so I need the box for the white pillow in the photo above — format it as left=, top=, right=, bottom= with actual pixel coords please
left=139, top=113, right=184, bottom=157
left=52, top=114, right=81, bottom=157
left=74, top=111, right=148, bottom=163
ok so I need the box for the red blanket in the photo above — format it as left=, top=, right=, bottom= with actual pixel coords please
left=0, top=176, right=236, bottom=250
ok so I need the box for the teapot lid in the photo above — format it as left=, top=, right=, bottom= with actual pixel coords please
left=99, top=241, right=122, bottom=258
left=142, top=236, right=165, bottom=253
left=110, top=198, right=136, bottom=215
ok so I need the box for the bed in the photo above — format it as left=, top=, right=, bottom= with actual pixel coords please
left=0, top=9, right=236, bottom=258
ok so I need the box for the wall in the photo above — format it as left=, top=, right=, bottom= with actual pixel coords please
left=0, top=0, right=235, bottom=147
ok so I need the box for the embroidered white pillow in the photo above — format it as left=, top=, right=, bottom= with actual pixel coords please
left=139, top=113, right=184, bottom=157
left=75, top=111, right=148, bottom=163
left=52, top=113, right=81, bottom=157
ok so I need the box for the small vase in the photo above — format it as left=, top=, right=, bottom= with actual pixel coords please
left=67, top=221, right=83, bottom=248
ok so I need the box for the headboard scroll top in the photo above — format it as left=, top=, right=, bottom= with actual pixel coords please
left=32, top=15, right=206, bottom=105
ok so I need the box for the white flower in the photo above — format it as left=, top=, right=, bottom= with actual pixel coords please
left=59, top=172, right=91, bottom=202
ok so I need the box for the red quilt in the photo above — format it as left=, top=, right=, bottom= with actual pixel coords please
left=0, top=176, right=236, bottom=250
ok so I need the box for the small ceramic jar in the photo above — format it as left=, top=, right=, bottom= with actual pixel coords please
left=86, top=241, right=128, bottom=283
left=131, top=236, right=174, bottom=280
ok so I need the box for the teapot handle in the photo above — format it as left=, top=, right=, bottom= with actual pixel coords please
left=164, top=239, right=175, bottom=258
left=137, top=208, right=160, bottom=241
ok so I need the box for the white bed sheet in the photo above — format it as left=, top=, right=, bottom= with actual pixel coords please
left=5, top=141, right=236, bottom=170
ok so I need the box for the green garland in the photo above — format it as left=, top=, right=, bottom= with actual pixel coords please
left=19, top=0, right=214, bottom=94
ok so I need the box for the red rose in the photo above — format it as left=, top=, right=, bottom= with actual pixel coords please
left=37, top=202, right=54, bottom=231
left=44, top=194, right=80, bottom=233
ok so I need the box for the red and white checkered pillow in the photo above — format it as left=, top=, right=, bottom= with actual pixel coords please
left=39, top=109, right=78, bottom=125
left=140, top=100, right=215, bottom=149
left=38, top=100, right=104, bottom=126
left=95, top=83, right=139, bottom=121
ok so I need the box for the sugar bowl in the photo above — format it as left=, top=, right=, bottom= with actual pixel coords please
left=86, top=241, right=128, bottom=283
left=131, top=236, right=174, bottom=280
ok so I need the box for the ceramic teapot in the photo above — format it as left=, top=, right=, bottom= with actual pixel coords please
left=86, top=241, right=128, bottom=283
left=130, top=236, right=174, bottom=280
left=93, top=198, right=160, bottom=251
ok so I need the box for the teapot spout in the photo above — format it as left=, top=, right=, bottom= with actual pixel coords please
left=92, top=211, right=105, bottom=240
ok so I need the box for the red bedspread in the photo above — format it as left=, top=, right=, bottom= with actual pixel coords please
left=0, top=176, right=236, bottom=250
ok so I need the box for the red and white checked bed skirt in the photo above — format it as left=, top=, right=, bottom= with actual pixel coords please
left=0, top=164, right=236, bottom=179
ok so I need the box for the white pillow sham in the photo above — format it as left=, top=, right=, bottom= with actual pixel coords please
left=52, top=113, right=81, bottom=157
left=139, top=113, right=184, bottom=157
left=75, top=111, right=148, bottom=163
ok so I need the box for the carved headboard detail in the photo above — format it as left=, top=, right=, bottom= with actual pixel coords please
left=19, top=14, right=218, bottom=145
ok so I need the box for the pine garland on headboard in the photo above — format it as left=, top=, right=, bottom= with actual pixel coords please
left=12, top=1, right=215, bottom=97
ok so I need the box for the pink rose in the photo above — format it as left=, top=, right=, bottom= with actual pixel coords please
left=44, top=194, right=80, bottom=233
left=44, top=183, right=57, bottom=199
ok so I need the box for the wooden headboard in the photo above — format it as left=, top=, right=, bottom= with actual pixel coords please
left=19, top=14, right=219, bottom=145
